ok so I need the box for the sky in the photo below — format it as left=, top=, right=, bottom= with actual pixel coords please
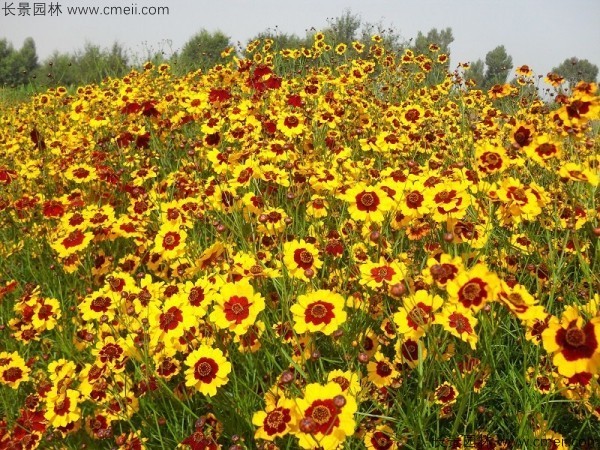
left=1, top=0, right=599, bottom=79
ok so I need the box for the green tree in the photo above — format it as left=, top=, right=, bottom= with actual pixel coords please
left=464, top=59, right=485, bottom=88
left=323, top=9, right=362, bottom=45
left=176, top=29, right=232, bottom=73
left=552, top=57, right=598, bottom=87
left=484, top=45, right=513, bottom=88
left=72, top=42, right=128, bottom=84
left=0, top=37, right=39, bottom=86
left=413, top=27, right=454, bottom=55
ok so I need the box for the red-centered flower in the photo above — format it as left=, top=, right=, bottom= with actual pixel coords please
left=291, top=290, right=347, bottom=335
left=184, top=346, right=231, bottom=396
left=210, top=280, right=265, bottom=335
left=159, top=305, right=184, bottom=331
left=252, top=397, right=297, bottom=441
left=223, top=295, right=251, bottom=324
left=542, top=306, right=600, bottom=377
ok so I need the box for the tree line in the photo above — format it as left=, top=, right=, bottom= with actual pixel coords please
left=1, top=10, right=597, bottom=90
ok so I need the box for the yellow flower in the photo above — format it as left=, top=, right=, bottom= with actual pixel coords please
left=44, top=389, right=81, bottom=428
left=252, top=396, right=298, bottom=441
left=209, top=279, right=265, bottom=335
left=446, top=264, right=500, bottom=312
left=434, top=305, right=478, bottom=350
left=153, top=223, right=187, bottom=260
left=184, top=346, right=231, bottom=396
left=341, top=184, right=394, bottom=223
left=394, top=290, right=444, bottom=339
left=0, top=351, right=30, bottom=389
left=283, top=239, right=323, bottom=281
left=360, top=257, right=406, bottom=289
left=293, top=381, right=358, bottom=450
left=541, top=306, right=600, bottom=377
left=290, top=289, right=347, bottom=336
left=367, top=352, right=399, bottom=387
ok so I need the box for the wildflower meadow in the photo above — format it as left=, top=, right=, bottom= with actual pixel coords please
left=0, top=35, right=599, bottom=449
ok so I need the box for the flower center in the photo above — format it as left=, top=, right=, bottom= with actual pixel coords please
left=266, top=410, right=284, bottom=428
left=196, top=361, right=213, bottom=377
left=565, top=327, right=586, bottom=347
left=311, top=405, right=332, bottom=425
left=300, top=250, right=313, bottom=264
left=462, top=282, right=481, bottom=301
left=360, top=193, right=375, bottom=206
left=310, top=303, right=327, bottom=318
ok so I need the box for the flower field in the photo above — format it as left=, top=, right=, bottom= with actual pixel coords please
left=0, top=36, right=599, bottom=449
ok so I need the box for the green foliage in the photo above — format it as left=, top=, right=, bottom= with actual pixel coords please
left=552, top=57, right=599, bottom=87
left=464, top=59, right=485, bottom=88
left=484, top=45, right=513, bottom=88
left=175, top=29, right=232, bottom=73
left=413, top=27, right=454, bottom=56
left=0, top=37, right=39, bottom=87
left=324, top=8, right=362, bottom=45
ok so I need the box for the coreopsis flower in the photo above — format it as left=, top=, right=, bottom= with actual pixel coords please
left=446, top=264, right=500, bottom=312
left=290, top=289, right=347, bottom=335
left=396, top=180, right=432, bottom=219
left=367, top=352, right=399, bottom=387
left=184, top=346, right=231, bottom=396
left=422, top=253, right=464, bottom=288
left=44, top=389, right=81, bottom=428
left=92, top=336, right=129, bottom=370
left=429, top=182, right=470, bottom=222
left=542, top=306, right=600, bottom=377
left=511, top=122, right=535, bottom=148
left=176, top=277, right=217, bottom=318
left=525, top=135, right=562, bottom=166
left=394, top=337, right=427, bottom=369
left=394, top=290, right=444, bottom=339
left=31, top=296, right=61, bottom=332
left=149, top=296, right=197, bottom=347
left=360, top=257, right=407, bottom=289
left=364, top=425, right=398, bottom=450
left=433, top=382, right=458, bottom=405
left=434, top=304, right=478, bottom=350
left=327, top=370, right=362, bottom=397
left=209, top=279, right=265, bottom=335
left=558, top=163, right=599, bottom=187
left=64, top=163, right=98, bottom=183
left=51, top=228, right=94, bottom=258
left=293, top=381, right=358, bottom=450
left=79, top=287, right=121, bottom=322
left=496, top=281, right=546, bottom=323
left=496, top=177, right=544, bottom=223
left=306, top=195, right=329, bottom=218
left=283, top=239, right=323, bottom=281
left=252, top=396, right=297, bottom=441
left=475, top=143, right=508, bottom=176
left=341, top=183, right=394, bottom=223
left=277, top=112, right=305, bottom=138
left=153, top=223, right=187, bottom=260
left=0, top=351, right=30, bottom=389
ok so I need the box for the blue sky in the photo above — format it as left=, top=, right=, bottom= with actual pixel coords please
left=1, top=0, right=599, bottom=77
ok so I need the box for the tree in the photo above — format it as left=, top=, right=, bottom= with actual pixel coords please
left=413, top=27, right=454, bottom=56
left=484, top=45, right=513, bottom=88
left=176, top=29, right=232, bottom=73
left=552, top=57, right=598, bottom=87
left=324, top=9, right=362, bottom=45
left=463, top=59, right=485, bottom=88
left=0, top=37, right=39, bottom=86
left=73, top=42, right=128, bottom=84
